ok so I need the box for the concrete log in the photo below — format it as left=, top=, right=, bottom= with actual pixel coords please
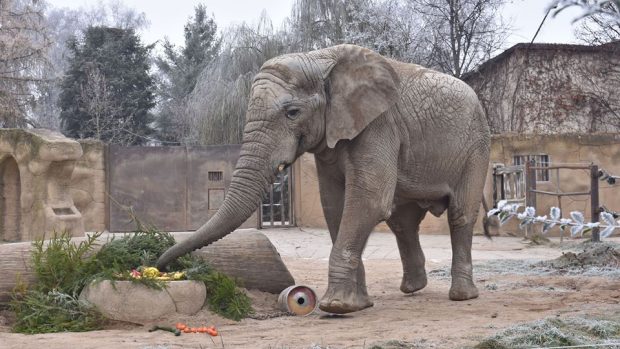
left=0, top=229, right=294, bottom=303
left=192, top=230, right=295, bottom=294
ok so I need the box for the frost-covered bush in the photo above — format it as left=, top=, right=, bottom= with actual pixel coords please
left=488, top=200, right=619, bottom=239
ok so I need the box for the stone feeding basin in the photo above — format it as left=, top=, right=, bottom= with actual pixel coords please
left=80, top=280, right=206, bottom=324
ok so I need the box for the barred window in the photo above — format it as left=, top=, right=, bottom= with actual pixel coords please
left=513, top=155, right=550, bottom=182
left=208, top=171, right=223, bottom=181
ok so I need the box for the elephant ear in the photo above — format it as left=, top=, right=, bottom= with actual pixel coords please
left=320, top=45, right=401, bottom=148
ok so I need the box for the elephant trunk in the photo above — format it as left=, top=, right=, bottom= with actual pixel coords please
left=156, top=139, right=274, bottom=269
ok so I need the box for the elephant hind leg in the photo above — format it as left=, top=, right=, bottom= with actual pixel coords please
left=447, top=146, right=489, bottom=301
left=386, top=203, right=428, bottom=294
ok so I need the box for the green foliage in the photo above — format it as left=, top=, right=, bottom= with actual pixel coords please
left=59, top=26, right=155, bottom=145
left=94, top=228, right=176, bottom=272
left=202, top=271, right=252, bottom=321
left=11, top=290, right=105, bottom=334
left=179, top=257, right=252, bottom=321
left=12, top=231, right=104, bottom=333
left=12, top=225, right=251, bottom=333
left=31, top=231, right=101, bottom=295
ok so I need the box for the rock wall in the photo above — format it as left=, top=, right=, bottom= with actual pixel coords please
left=0, top=129, right=84, bottom=241
left=72, top=140, right=106, bottom=232
left=464, top=43, right=620, bottom=135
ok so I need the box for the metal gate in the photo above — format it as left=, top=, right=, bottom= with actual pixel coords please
left=260, top=167, right=294, bottom=227
left=492, top=163, right=526, bottom=207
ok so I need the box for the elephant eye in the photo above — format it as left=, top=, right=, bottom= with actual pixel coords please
left=286, top=108, right=301, bottom=120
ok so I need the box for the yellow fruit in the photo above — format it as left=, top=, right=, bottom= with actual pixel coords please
left=142, top=267, right=160, bottom=278
left=172, top=272, right=185, bottom=280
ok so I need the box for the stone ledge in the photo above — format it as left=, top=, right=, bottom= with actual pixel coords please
left=80, top=280, right=206, bottom=324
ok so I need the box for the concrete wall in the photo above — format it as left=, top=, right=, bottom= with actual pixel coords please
left=106, top=145, right=257, bottom=232
left=485, top=133, right=620, bottom=236
left=66, top=134, right=620, bottom=236
left=294, top=134, right=620, bottom=236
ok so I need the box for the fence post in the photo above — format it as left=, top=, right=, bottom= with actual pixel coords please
left=525, top=159, right=537, bottom=237
left=590, top=164, right=600, bottom=243
left=493, top=166, right=498, bottom=206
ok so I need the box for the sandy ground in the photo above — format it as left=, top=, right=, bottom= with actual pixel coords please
left=1, top=229, right=619, bottom=349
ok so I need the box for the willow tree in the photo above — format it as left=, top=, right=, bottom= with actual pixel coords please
left=185, top=15, right=291, bottom=144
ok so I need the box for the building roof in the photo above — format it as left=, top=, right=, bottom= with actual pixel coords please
left=461, top=41, right=620, bottom=82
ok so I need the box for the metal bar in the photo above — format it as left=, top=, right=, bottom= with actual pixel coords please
left=500, top=173, right=505, bottom=201
left=591, top=165, right=600, bottom=242
left=530, top=190, right=591, bottom=197
left=556, top=168, right=563, bottom=244
left=529, top=165, right=591, bottom=170
left=287, top=167, right=292, bottom=226
left=525, top=160, right=537, bottom=237
left=493, top=167, right=498, bottom=206
left=269, top=184, right=274, bottom=227
left=494, top=166, right=525, bottom=174
left=280, top=171, right=285, bottom=226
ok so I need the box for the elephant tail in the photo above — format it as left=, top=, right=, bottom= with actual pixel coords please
left=481, top=195, right=492, bottom=240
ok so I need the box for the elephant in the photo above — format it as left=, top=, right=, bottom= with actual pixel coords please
left=157, top=44, right=491, bottom=314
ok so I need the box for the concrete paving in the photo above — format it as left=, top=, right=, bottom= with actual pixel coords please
left=257, top=227, right=572, bottom=262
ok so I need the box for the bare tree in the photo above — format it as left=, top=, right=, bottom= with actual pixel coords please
left=345, top=0, right=427, bottom=62
left=77, top=66, right=137, bottom=145
left=550, top=0, right=620, bottom=22
left=413, top=0, right=511, bottom=78
left=549, top=0, right=620, bottom=43
left=0, top=0, right=51, bottom=128
left=575, top=12, right=620, bottom=43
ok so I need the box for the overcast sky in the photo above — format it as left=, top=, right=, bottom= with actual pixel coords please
left=46, top=0, right=586, bottom=50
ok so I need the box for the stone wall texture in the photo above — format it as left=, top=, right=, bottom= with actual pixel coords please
left=0, top=129, right=84, bottom=241
left=71, top=140, right=106, bottom=232
left=5, top=132, right=620, bottom=238
left=463, top=42, right=620, bottom=135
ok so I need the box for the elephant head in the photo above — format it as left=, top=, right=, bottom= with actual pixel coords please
left=157, top=44, right=401, bottom=268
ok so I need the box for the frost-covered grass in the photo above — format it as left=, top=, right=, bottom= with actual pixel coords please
left=307, top=339, right=432, bottom=349
left=429, top=241, right=620, bottom=279
left=475, top=316, right=620, bottom=349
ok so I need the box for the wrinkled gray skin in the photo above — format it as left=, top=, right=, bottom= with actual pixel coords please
left=157, top=44, right=490, bottom=314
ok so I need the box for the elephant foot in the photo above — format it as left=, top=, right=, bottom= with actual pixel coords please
left=400, top=270, right=427, bottom=294
left=318, top=285, right=374, bottom=314
left=449, top=278, right=479, bottom=301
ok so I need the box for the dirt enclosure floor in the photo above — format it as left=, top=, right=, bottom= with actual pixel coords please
left=1, top=228, right=619, bottom=349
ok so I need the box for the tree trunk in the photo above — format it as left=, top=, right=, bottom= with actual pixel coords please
left=0, top=230, right=294, bottom=303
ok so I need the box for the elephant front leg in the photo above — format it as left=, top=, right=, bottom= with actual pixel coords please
left=319, top=179, right=396, bottom=313
left=319, top=207, right=378, bottom=314
left=316, top=159, right=371, bottom=306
